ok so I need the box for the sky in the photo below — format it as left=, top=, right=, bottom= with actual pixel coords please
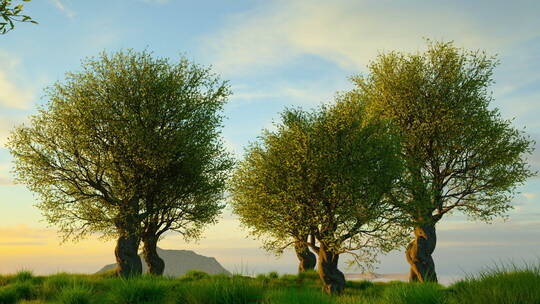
left=0, top=0, right=539, bottom=278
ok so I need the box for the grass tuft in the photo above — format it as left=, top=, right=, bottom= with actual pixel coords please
left=57, top=285, right=93, bottom=304
left=266, top=288, right=334, bottom=304
left=267, top=272, right=279, bottom=280
left=346, top=279, right=374, bottom=290
left=298, top=270, right=319, bottom=282
left=0, top=287, right=17, bottom=304
left=14, top=271, right=34, bottom=283
left=107, top=277, right=169, bottom=304
left=447, top=263, right=540, bottom=304
left=381, top=282, right=446, bottom=304
left=180, top=276, right=264, bottom=304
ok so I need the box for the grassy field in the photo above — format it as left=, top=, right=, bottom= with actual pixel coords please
left=0, top=264, right=539, bottom=304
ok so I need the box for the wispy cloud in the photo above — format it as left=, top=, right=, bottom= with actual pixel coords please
left=230, top=81, right=343, bottom=106
left=0, top=73, right=33, bottom=110
left=204, top=0, right=540, bottom=75
left=0, top=51, right=35, bottom=110
left=50, top=0, right=76, bottom=19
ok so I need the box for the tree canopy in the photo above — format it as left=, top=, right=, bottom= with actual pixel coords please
left=230, top=99, right=406, bottom=294
left=352, top=40, right=536, bottom=282
left=7, top=50, right=233, bottom=277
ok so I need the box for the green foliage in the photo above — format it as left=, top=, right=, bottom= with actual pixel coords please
left=7, top=50, right=233, bottom=247
left=357, top=40, right=536, bottom=225
left=230, top=100, right=406, bottom=269
left=0, top=0, right=37, bottom=35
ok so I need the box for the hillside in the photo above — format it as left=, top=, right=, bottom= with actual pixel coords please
left=96, top=248, right=230, bottom=276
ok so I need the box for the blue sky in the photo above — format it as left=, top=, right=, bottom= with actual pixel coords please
left=0, top=0, right=539, bottom=277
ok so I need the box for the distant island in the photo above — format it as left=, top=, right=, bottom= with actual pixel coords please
left=96, top=248, right=231, bottom=277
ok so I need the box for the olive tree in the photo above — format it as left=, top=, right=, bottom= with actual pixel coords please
left=230, top=110, right=318, bottom=273
left=354, top=41, right=536, bottom=282
left=139, top=108, right=233, bottom=275
left=8, top=50, right=233, bottom=277
left=230, top=100, right=406, bottom=294
left=132, top=58, right=233, bottom=275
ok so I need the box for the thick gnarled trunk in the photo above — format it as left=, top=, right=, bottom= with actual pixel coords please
left=115, top=232, right=142, bottom=277
left=317, top=243, right=345, bottom=294
left=114, top=201, right=142, bottom=278
left=406, top=223, right=437, bottom=282
left=294, top=242, right=316, bottom=273
left=142, top=236, right=165, bottom=275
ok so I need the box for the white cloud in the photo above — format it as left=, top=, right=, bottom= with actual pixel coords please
left=50, top=0, right=76, bottom=19
left=0, top=52, right=34, bottom=110
left=205, top=0, right=540, bottom=75
left=0, top=52, right=33, bottom=188
left=206, top=0, right=540, bottom=136
left=0, top=73, right=33, bottom=110
left=229, top=77, right=352, bottom=108
left=522, top=192, right=538, bottom=202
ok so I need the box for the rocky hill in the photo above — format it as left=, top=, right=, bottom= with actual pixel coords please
left=96, top=248, right=230, bottom=276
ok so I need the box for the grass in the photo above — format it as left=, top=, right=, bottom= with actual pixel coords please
left=446, top=263, right=540, bottom=304
left=57, top=285, right=93, bottom=304
left=380, top=282, right=446, bottom=304
left=107, top=276, right=170, bottom=304
left=0, top=264, right=538, bottom=303
left=179, top=276, right=265, bottom=304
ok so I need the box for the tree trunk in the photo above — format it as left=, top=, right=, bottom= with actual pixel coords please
left=114, top=200, right=142, bottom=278
left=294, top=242, right=316, bottom=273
left=406, top=223, right=437, bottom=282
left=142, top=235, right=165, bottom=275
left=317, top=243, right=345, bottom=294
left=115, top=232, right=142, bottom=277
